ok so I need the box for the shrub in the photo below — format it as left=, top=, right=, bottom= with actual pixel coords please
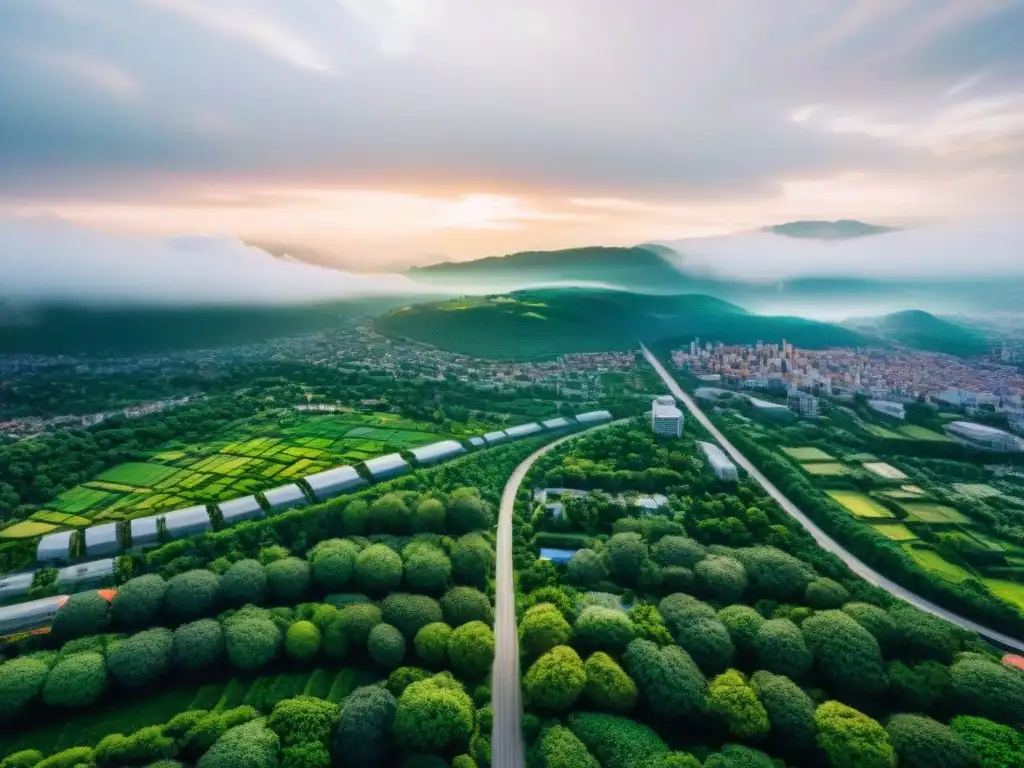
left=717, top=605, right=765, bottom=659
left=387, top=666, right=431, bottom=696
left=268, top=694, right=340, bottom=745
left=414, top=621, right=453, bottom=669
left=536, top=725, right=599, bottom=768
left=50, top=591, right=110, bottom=641
left=886, top=660, right=949, bottom=712
left=224, top=617, right=281, bottom=670
left=949, top=656, right=1024, bottom=727
left=197, top=719, right=280, bottom=768
left=337, top=602, right=383, bottom=646
left=651, top=535, right=707, bottom=568
left=524, top=645, right=587, bottom=712
left=332, top=685, right=397, bottom=767
left=702, top=744, right=776, bottom=768
left=1, top=750, right=44, bottom=768
left=163, top=570, right=221, bottom=621
left=753, top=619, right=812, bottom=678
left=354, top=544, right=404, bottom=595
left=310, top=539, right=360, bottom=591
left=659, top=594, right=735, bottom=674
left=567, top=712, right=668, bottom=768
left=448, top=620, right=495, bottom=679
left=220, top=559, right=267, bottom=607
left=320, top=615, right=349, bottom=661
left=0, top=657, right=49, bottom=720
left=801, top=611, right=887, bottom=698
left=842, top=603, right=898, bottom=653
left=441, top=586, right=493, bottom=627
left=265, top=557, right=311, bottom=604
left=644, top=753, right=702, bottom=768
left=622, top=639, right=706, bottom=718
left=107, top=627, right=173, bottom=687
left=34, top=747, right=95, bottom=768
left=285, top=620, right=321, bottom=661
left=95, top=725, right=176, bottom=765
left=526, top=586, right=577, bottom=621
left=281, top=742, right=330, bottom=768
left=949, top=715, right=1024, bottom=768
left=890, top=606, right=959, bottom=663
left=602, top=533, right=648, bottom=584
left=411, top=497, right=447, bottom=533
left=521, top=603, right=572, bottom=658
left=694, top=556, right=747, bottom=604
left=730, top=547, right=813, bottom=601
left=446, top=489, right=492, bottom=534
left=368, top=623, right=406, bottom=668
left=451, top=757, right=476, bottom=768
left=567, top=549, right=608, bottom=588
left=707, top=669, right=770, bottom=741
left=814, top=701, right=895, bottom=768
left=885, top=714, right=973, bottom=768
left=41, top=651, right=108, bottom=708
left=750, top=670, right=816, bottom=753
left=450, top=533, right=495, bottom=589
left=111, top=574, right=167, bottom=628
left=172, top=618, right=225, bottom=672
left=805, top=578, right=850, bottom=609
left=394, top=674, right=475, bottom=752
left=382, top=593, right=444, bottom=640
left=403, top=545, right=452, bottom=594
left=628, top=603, right=673, bottom=646
left=573, top=606, right=635, bottom=655
left=583, top=652, right=637, bottom=713
left=342, top=498, right=369, bottom=536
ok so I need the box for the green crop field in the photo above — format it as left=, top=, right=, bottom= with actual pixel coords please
left=901, top=503, right=970, bottom=524
left=865, top=424, right=908, bottom=440
left=0, top=520, right=58, bottom=538
left=801, top=462, right=848, bottom=476
left=872, top=522, right=918, bottom=541
left=953, top=483, right=1002, bottom=500
left=97, top=462, right=179, bottom=487
left=826, top=490, right=894, bottom=518
left=984, top=578, right=1024, bottom=609
left=53, top=487, right=114, bottom=514
left=845, top=453, right=878, bottom=462
left=902, top=545, right=973, bottom=582
left=898, top=424, right=953, bottom=442
left=863, top=462, right=908, bottom=480
left=783, top=446, right=835, bottom=461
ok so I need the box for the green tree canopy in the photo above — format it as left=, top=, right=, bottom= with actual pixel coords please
left=284, top=620, right=321, bottom=661
left=0, top=657, right=49, bottom=721
left=749, top=670, right=816, bottom=753
left=107, top=627, right=173, bottom=688
left=450, top=534, right=495, bottom=590
left=583, top=652, right=638, bottom=714
left=265, top=557, right=311, bottom=604
left=694, top=555, right=747, bottom=604
left=414, top=622, right=453, bottom=670
left=753, top=618, right=812, bottom=679
left=368, top=623, right=406, bottom=668
left=524, top=645, right=587, bottom=712
left=448, top=620, right=495, bottom=680
left=224, top=617, right=281, bottom=670
left=814, top=701, right=895, bottom=768
left=707, top=669, right=770, bottom=741
left=520, top=603, right=572, bottom=658
left=801, top=611, right=887, bottom=698
left=573, top=606, right=636, bottom=655
left=51, top=591, right=110, bottom=641
left=163, top=569, right=222, bottom=622
left=111, top=574, right=167, bottom=629
left=220, top=559, right=267, bottom=607
left=885, top=714, right=974, bottom=768
left=354, top=544, right=404, bottom=596
left=41, top=651, right=108, bottom=708
left=440, top=586, right=493, bottom=627
left=309, top=539, right=360, bottom=592
left=394, top=675, right=475, bottom=753
left=332, top=685, right=396, bottom=768
left=382, top=593, right=444, bottom=640
left=622, top=639, right=707, bottom=718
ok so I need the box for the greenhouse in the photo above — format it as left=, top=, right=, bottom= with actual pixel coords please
left=505, top=422, right=543, bottom=438
left=218, top=495, right=266, bottom=524
left=129, top=514, right=161, bottom=548
left=262, top=483, right=308, bottom=514
left=36, top=530, right=73, bottom=563
left=410, top=440, right=466, bottom=465
left=542, top=416, right=573, bottom=430
left=483, top=430, right=509, bottom=445
left=364, top=453, right=411, bottom=480
left=0, top=572, right=33, bottom=602
left=163, top=505, right=213, bottom=538
left=57, top=558, right=115, bottom=590
left=84, top=522, right=120, bottom=558
left=575, top=410, right=613, bottom=424
left=304, top=466, right=366, bottom=500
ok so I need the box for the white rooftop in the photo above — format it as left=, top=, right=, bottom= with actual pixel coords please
left=84, top=522, right=120, bottom=557
left=36, top=530, right=73, bottom=562
left=218, top=495, right=266, bottom=523
left=364, top=453, right=410, bottom=479
left=163, top=505, right=213, bottom=537
left=505, top=423, right=543, bottom=438
left=949, top=421, right=1015, bottom=438
left=483, top=430, right=509, bottom=444
left=263, top=483, right=308, bottom=513
left=410, top=440, right=466, bottom=465
left=542, top=417, right=572, bottom=430
left=304, top=466, right=366, bottom=499
left=469, top=436, right=486, bottom=448
left=575, top=410, right=613, bottom=423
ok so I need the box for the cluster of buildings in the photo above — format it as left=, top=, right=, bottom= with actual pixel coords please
left=648, top=394, right=738, bottom=480
left=0, top=395, right=197, bottom=439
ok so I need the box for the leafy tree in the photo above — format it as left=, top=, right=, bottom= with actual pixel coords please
left=949, top=715, right=1024, bottom=768
left=450, top=533, right=495, bottom=589
left=814, top=701, right=895, bottom=768
left=1, top=750, right=44, bottom=768
left=320, top=614, right=349, bottom=661
left=801, top=611, right=887, bottom=698
left=403, top=544, right=452, bottom=595
left=34, top=746, right=97, bottom=768
left=718, top=605, right=765, bottom=659
left=310, top=539, right=359, bottom=591
left=372, top=493, right=411, bottom=534
left=382, top=593, right=444, bottom=640
left=753, top=618, right=812, bottom=678
left=526, top=586, right=577, bottom=621
left=583, top=652, right=637, bottom=713
left=658, top=593, right=735, bottom=674
left=163, top=569, right=222, bottom=621
left=446, top=488, right=492, bottom=534
left=628, top=603, right=673, bottom=646
left=394, top=674, right=475, bottom=752
left=566, top=549, right=608, bottom=589
left=805, top=578, right=850, bottom=610
left=342, top=498, right=370, bottom=536
left=949, top=656, right=1024, bottom=727
left=573, top=606, right=635, bottom=655
left=220, top=559, right=267, bottom=607
left=368, top=623, right=406, bottom=668
left=281, top=741, right=331, bottom=768
left=41, top=651, right=108, bottom=708
left=703, top=744, right=776, bottom=768
left=111, top=574, right=167, bottom=628
left=172, top=618, right=224, bottom=672
left=707, top=669, right=770, bottom=741
left=622, top=639, right=707, bottom=718
left=441, top=586, right=493, bottom=627
left=387, top=666, right=431, bottom=696
left=265, top=557, right=311, bottom=604
left=524, top=645, right=587, bottom=712
left=730, top=547, right=813, bottom=601
left=224, top=617, right=281, bottom=670
left=354, top=544, right=404, bottom=595
left=661, top=566, right=694, bottom=592
left=337, top=602, right=384, bottom=646
left=842, top=603, right=898, bottom=653
left=107, top=627, right=173, bottom=687
left=750, top=670, right=816, bottom=753
left=641, top=753, right=702, bottom=768
left=886, top=660, right=949, bottom=713
left=268, top=694, right=340, bottom=746
left=567, top=712, right=668, bottom=768
left=651, top=535, right=707, bottom=568
left=890, top=606, right=959, bottom=663
left=0, top=657, right=49, bottom=720
left=411, top=497, right=447, bottom=534
left=535, top=725, right=599, bottom=768
left=694, top=555, right=747, bottom=604
left=448, top=620, right=495, bottom=679
left=414, top=622, right=453, bottom=669
left=602, top=533, right=648, bottom=584
left=332, top=685, right=397, bottom=768
left=521, top=603, right=572, bottom=658
left=885, top=714, right=974, bottom=768
left=51, top=591, right=111, bottom=641
left=196, top=719, right=279, bottom=768
left=285, top=620, right=321, bottom=661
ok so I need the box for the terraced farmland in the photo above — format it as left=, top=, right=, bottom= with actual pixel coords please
left=801, top=462, right=848, bottom=476
left=826, top=490, right=894, bottom=518
left=902, top=544, right=973, bottom=582
left=901, top=502, right=971, bottom=524
left=782, top=446, right=834, bottom=461
left=871, top=522, right=918, bottom=541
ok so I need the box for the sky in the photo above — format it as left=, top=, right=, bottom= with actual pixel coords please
left=1, top=0, right=1024, bottom=270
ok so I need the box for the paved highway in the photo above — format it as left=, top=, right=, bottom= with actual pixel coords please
left=491, top=423, right=623, bottom=768
left=640, top=343, right=1024, bottom=654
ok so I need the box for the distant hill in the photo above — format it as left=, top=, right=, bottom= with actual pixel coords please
left=843, top=310, right=989, bottom=357
left=763, top=220, right=897, bottom=240
left=374, top=288, right=865, bottom=360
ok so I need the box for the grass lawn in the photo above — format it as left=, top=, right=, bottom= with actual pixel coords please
left=802, top=462, right=849, bottom=476
left=872, top=522, right=918, bottom=541
left=783, top=446, right=834, bottom=461
left=865, top=424, right=908, bottom=440
left=901, top=503, right=971, bottom=524
left=899, top=424, right=953, bottom=442
left=863, top=462, right=909, bottom=481
left=983, top=578, right=1024, bottom=610
left=902, top=545, right=973, bottom=582
left=827, top=490, right=894, bottom=519
left=0, top=520, right=57, bottom=538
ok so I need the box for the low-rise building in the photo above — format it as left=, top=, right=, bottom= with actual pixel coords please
left=698, top=441, right=739, bottom=480
left=868, top=399, right=906, bottom=420
left=787, top=389, right=819, bottom=418
left=945, top=421, right=1024, bottom=452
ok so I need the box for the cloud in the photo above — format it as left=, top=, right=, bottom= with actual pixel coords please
left=0, top=217, right=422, bottom=304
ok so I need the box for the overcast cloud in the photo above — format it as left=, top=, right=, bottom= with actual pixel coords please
left=1, top=1, right=1023, bottom=267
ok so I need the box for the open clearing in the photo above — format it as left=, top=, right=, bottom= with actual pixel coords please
left=0, top=520, right=58, bottom=538
left=827, top=490, right=894, bottom=518
left=863, top=462, right=909, bottom=480
left=783, top=446, right=835, bottom=462
left=901, top=503, right=971, bottom=524
left=872, top=522, right=918, bottom=541
left=802, top=462, right=848, bottom=476
left=902, top=545, right=973, bottom=582
left=985, top=578, right=1024, bottom=609
left=953, top=483, right=1002, bottom=500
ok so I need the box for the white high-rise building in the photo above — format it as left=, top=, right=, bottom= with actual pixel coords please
left=652, top=395, right=684, bottom=437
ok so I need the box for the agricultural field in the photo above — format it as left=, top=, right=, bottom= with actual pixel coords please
left=0, top=520, right=58, bottom=539
left=984, top=578, right=1024, bottom=610
left=782, top=446, right=834, bottom=461
left=871, top=522, right=918, bottom=541
left=902, top=544, right=973, bottom=582
left=901, top=502, right=971, bottom=524
left=801, top=462, right=848, bottom=476
left=898, top=424, right=953, bottom=442
left=826, top=490, right=894, bottom=518
left=953, top=482, right=1002, bottom=500
left=864, top=423, right=907, bottom=440
left=862, top=461, right=908, bottom=480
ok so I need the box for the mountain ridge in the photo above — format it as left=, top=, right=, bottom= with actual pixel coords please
left=842, top=309, right=989, bottom=357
